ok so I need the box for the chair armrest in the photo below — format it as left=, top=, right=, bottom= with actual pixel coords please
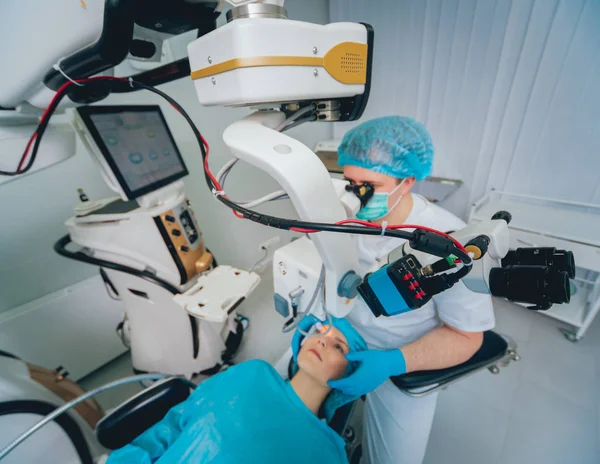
left=391, top=331, right=508, bottom=390
left=95, top=377, right=191, bottom=450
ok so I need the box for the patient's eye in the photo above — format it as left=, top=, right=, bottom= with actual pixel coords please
left=335, top=343, right=345, bottom=354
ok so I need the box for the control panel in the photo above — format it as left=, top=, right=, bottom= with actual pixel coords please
left=155, top=199, right=213, bottom=285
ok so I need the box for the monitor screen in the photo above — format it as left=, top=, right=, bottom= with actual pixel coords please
left=76, top=106, right=188, bottom=199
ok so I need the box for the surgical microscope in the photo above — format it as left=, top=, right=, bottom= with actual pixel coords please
left=0, top=0, right=575, bottom=462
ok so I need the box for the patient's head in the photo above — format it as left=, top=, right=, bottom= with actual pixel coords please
left=294, top=317, right=368, bottom=389
left=290, top=316, right=368, bottom=420
left=297, top=325, right=350, bottom=387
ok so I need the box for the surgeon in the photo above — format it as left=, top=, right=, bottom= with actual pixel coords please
left=331, top=116, right=496, bottom=464
left=107, top=316, right=367, bottom=464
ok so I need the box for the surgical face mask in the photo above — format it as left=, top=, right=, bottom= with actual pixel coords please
left=356, top=179, right=405, bottom=221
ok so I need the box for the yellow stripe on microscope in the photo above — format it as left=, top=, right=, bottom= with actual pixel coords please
left=190, top=56, right=323, bottom=80
left=190, top=42, right=368, bottom=85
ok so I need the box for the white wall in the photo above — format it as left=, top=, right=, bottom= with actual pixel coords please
left=0, top=0, right=331, bottom=314
left=330, top=0, right=600, bottom=218
left=0, top=135, right=114, bottom=314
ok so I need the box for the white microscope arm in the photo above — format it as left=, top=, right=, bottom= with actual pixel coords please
left=223, top=110, right=359, bottom=317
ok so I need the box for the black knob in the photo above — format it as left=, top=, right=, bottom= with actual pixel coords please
left=180, top=246, right=189, bottom=252
left=172, top=229, right=182, bottom=237
left=491, top=211, right=512, bottom=224
left=165, top=215, right=176, bottom=222
left=465, top=235, right=491, bottom=260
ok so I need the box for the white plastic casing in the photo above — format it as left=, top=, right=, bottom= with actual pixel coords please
left=188, top=19, right=367, bottom=107
left=314, top=138, right=342, bottom=156
left=174, top=265, right=261, bottom=323
left=0, top=0, right=105, bottom=108
left=273, top=237, right=326, bottom=319
left=223, top=111, right=359, bottom=317
left=0, top=123, right=75, bottom=186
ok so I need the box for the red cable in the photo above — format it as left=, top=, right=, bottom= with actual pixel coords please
left=146, top=86, right=468, bottom=254
left=16, top=76, right=128, bottom=173
left=289, top=220, right=468, bottom=256
left=332, top=219, right=468, bottom=254
left=198, top=132, right=242, bottom=218
left=290, top=227, right=318, bottom=233
left=202, top=153, right=468, bottom=251
left=34, top=77, right=467, bottom=252
left=16, top=132, right=38, bottom=172
left=394, top=224, right=467, bottom=254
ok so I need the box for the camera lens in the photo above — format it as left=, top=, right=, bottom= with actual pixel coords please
left=501, top=248, right=575, bottom=279
left=489, top=265, right=570, bottom=310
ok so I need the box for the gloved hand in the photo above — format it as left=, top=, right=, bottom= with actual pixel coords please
left=328, top=349, right=406, bottom=397
left=291, top=315, right=319, bottom=363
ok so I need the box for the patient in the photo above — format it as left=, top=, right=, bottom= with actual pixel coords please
left=107, top=316, right=367, bottom=464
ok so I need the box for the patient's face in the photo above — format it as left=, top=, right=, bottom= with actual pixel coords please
left=297, top=326, right=350, bottom=387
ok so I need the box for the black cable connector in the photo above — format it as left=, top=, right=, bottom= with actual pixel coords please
left=421, top=264, right=471, bottom=296
left=409, top=230, right=458, bottom=259
left=421, top=257, right=456, bottom=276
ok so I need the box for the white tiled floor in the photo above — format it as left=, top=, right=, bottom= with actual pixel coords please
left=423, top=298, right=600, bottom=464
left=80, top=296, right=600, bottom=464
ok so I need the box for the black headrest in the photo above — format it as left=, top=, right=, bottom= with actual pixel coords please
left=96, top=377, right=191, bottom=450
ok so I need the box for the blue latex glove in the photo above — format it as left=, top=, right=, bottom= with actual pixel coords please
left=328, top=349, right=407, bottom=397
left=291, top=315, right=319, bottom=363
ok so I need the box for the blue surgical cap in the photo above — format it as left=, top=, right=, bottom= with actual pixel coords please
left=290, top=316, right=368, bottom=422
left=338, top=116, right=434, bottom=181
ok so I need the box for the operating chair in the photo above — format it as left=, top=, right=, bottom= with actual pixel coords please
left=95, top=330, right=519, bottom=456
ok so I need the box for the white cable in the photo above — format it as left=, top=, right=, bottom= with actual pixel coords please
left=217, top=158, right=289, bottom=208
left=52, top=63, right=84, bottom=87
left=0, top=374, right=191, bottom=461
left=241, top=190, right=288, bottom=208
left=250, top=247, right=270, bottom=272
left=381, top=221, right=388, bottom=236
left=275, top=104, right=316, bottom=132
left=216, top=106, right=316, bottom=206
left=217, top=158, right=238, bottom=186
left=211, top=188, right=224, bottom=198
left=464, top=252, right=474, bottom=266
left=280, top=115, right=317, bottom=132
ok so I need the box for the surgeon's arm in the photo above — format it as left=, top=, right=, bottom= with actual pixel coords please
left=399, top=324, right=483, bottom=373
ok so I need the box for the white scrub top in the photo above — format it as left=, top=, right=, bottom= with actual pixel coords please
left=347, top=194, right=496, bottom=350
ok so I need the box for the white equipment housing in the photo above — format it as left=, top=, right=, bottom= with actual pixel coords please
left=0, top=0, right=105, bottom=109
left=0, top=355, right=105, bottom=464
left=188, top=19, right=369, bottom=106
left=273, top=237, right=327, bottom=319
left=64, top=185, right=235, bottom=377
left=62, top=105, right=259, bottom=377
left=0, top=123, right=75, bottom=186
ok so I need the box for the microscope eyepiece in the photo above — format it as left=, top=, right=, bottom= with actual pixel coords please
left=489, top=265, right=570, bottom=310
left=501, top=247, right=575, bottom=279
